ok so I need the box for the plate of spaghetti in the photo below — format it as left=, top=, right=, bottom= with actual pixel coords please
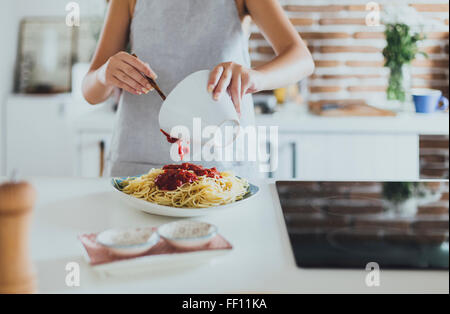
left=111, top=163, right=259, bottom=217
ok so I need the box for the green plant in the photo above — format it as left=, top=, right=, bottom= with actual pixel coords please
left=382, top=182, right=425, bottom=204
left=383, top=24, right=426, bottom=101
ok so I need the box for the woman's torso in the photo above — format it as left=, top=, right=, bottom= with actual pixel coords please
left=107, top=0, right=256, bottom=178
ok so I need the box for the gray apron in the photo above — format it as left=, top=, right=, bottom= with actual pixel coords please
left=106, top=0, right=257, bottom=180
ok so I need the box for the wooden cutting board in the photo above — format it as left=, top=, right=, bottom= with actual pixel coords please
left=310, top=103, right=396, bottom=117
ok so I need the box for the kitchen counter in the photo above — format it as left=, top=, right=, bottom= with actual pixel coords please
left=256, top=111, right=449, bottom=135
left=8, top=176, right=449, bottom=293
left=71, top=104, right=449, bottom=135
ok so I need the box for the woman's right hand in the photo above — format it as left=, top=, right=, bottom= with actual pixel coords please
left=96, top=51, right=157, bottom=95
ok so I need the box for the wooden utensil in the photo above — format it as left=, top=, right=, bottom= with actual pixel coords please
left=132, top=53, right=166, bottom=100
left=0, top=180, right=37, bottom=294
left=310, top=103, right=396, bottom=117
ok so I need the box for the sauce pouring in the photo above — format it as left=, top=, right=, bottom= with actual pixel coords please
left=160, top=129, right=190, bottom=161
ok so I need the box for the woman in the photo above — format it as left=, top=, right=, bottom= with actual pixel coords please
left=83, top=0, right=314, bottom=179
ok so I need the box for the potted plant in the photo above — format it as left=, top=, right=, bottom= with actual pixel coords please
left=382, top=5, right=427, bottom=105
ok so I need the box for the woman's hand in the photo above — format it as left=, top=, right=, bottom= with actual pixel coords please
left=207, top=62, right=263, bottom=115
left=97, top=51, right=157, bottom=95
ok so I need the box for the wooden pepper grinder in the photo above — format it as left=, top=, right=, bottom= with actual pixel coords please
left=0, top=179, right=37, bottom=294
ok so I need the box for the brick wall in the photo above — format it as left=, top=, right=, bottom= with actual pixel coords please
left=249, top=0, right=450, bottom=106
left=420, top=135, right=449, bottom=179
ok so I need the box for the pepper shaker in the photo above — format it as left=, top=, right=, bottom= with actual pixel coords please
left=0, top=180, right=37, bottom=294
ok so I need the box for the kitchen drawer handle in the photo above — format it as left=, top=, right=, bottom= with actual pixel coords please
left=291, top=142, right=297, bottom=178
left=99, top=141, right=105, bottom=177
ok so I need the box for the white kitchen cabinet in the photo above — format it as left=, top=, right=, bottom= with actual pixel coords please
left=3, top=94, right=114, bottom=178
left=76, top=131, right=110, bottom=178
left=295, top=134, right=419, bottom=180
left=264, top=138, right=296, bottom=179
left=70, top=106, right=115, bottom=178
left=265, top=133, right=419, bottom=181
left=256, top=112, right=447, bottom=181
left=4, top=94, right=75, bottom=177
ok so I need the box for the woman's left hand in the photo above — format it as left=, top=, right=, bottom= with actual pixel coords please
left=207, top=62, right=262, bottom=115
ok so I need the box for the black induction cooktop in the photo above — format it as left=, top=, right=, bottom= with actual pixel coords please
left=276, top=181, right=449, bottom=270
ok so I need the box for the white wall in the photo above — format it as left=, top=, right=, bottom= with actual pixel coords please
left=0, top=0, right=105, bottom=175
left=17, top=0, right=106, bottom=16
left=0, top=2, right=18, bottom=176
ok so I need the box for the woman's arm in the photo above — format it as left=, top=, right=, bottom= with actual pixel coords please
left=208, top=0, right=314, bottom=113
left=82, top=0, right=156, bottom=105
left=247, top=0, right=314, bottom=88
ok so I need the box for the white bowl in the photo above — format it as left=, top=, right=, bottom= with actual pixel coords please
left=96, top=227, right=159, bottom=257
left=158, top=70, right=240, bottom=147
left=157, top=221, right=218, bottom=249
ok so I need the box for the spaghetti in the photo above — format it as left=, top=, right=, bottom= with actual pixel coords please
left=120, top=163, right=250, bottom=208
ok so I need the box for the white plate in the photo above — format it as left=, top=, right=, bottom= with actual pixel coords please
left=111, top=176, right=259, bottom=217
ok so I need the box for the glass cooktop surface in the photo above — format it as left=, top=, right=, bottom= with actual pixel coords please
left=276, top=181, right=449, bottom=269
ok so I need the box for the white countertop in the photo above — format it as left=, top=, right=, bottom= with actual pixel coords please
left=71, top=105, right=449, bottom=135
left=256, top=111, right=449, bottom=135
left=10, top=176, right=449, bottom=293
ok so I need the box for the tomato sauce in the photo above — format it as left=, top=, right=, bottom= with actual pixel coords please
left=160, top=129, right=179, bottom=144
left=163, top=163, right=221, bottom=178
left=155, top=163, right=221, bottom=191
left=160, top=129, right=190, bottom=160
left=155, top=169, right=198, bottom=191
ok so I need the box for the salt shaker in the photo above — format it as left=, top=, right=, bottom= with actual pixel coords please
left=0, top=180, right=37, bottom=294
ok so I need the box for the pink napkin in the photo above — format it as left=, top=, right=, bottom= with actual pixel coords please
left=78, top=230, right=232, bottom=266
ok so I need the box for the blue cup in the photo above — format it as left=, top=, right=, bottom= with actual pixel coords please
left=412, top=89, right=449, bottom=114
